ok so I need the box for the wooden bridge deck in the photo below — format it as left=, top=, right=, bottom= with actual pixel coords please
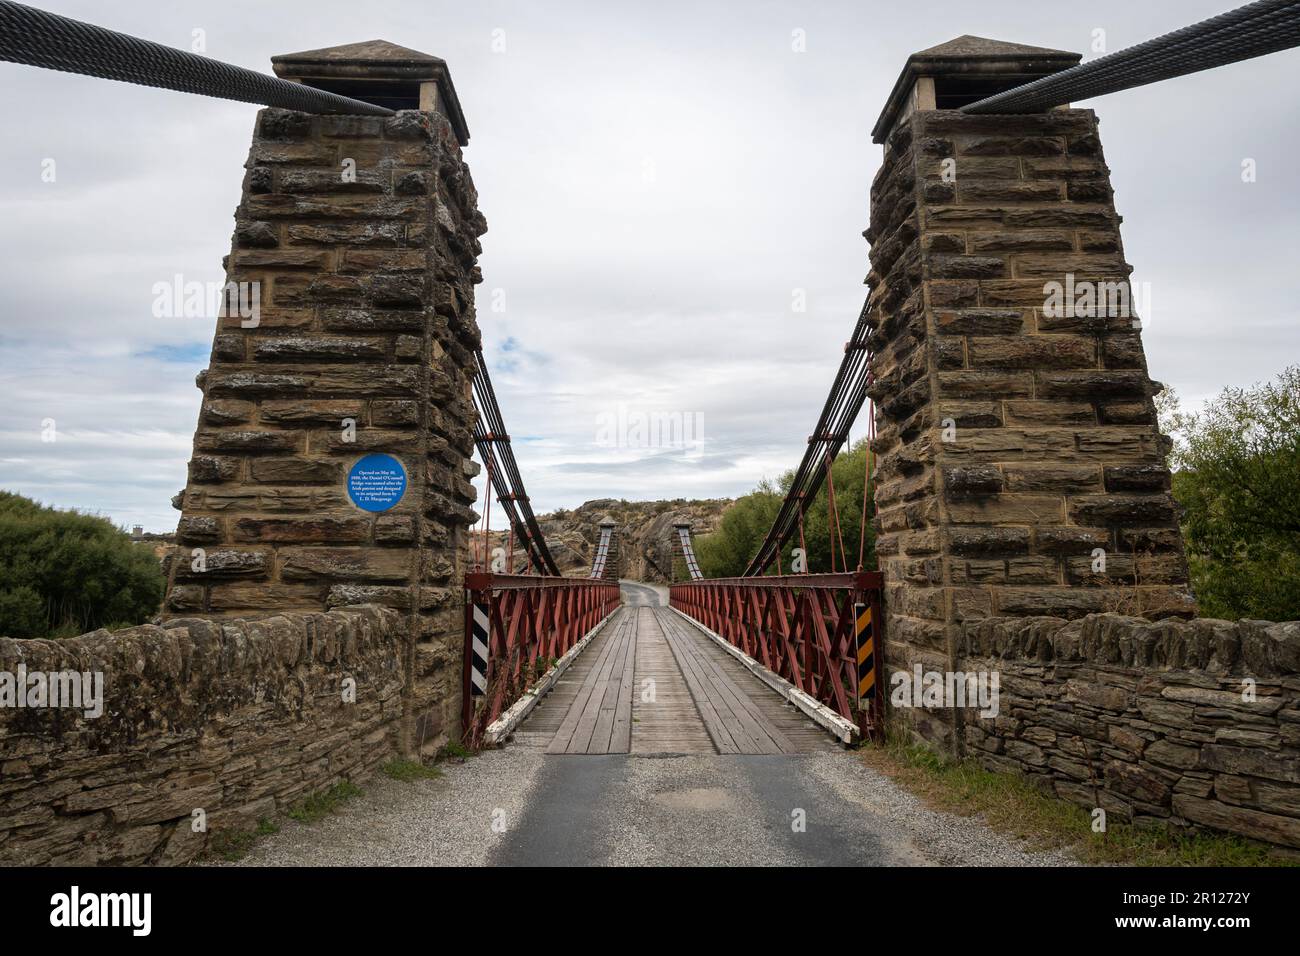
left=516, top=599, right=837, bottom=756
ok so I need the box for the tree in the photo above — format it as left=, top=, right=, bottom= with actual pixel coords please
left=1163, top=367, right=1300, bottom=620
left=696, top=479, right=781, bottom=578
left=0, top=492, right=165, bottom=638
left=697, top=440, right=877, bottom=578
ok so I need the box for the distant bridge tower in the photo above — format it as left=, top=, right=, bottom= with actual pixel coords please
left=673, top=522, right=703, bottom=581
left=865, top=37, right=1194, bottom=746
left=161, top=40, right=484, bottom=753
left=590, top=521, right=620, bottom=581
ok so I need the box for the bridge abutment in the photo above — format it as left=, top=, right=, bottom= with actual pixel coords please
left=865, top=38, right=1196, bottom=749
left=162, top=42, right=485, bottom=754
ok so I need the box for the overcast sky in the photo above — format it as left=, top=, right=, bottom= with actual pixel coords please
left=0, top=0, right=1297, bottom=531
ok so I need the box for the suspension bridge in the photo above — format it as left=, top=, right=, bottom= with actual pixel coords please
left=3, top=0, right=1300, bottom=866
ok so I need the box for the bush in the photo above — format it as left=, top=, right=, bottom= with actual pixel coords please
left=697, top=440, right=877, bottom=578
left=0, top=491, right=164, bottom=638
left=1163, top=367, right=1300, bottom=620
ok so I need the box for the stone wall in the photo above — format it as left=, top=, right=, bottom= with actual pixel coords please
left=0, top=605, right=404, bottom=865
left=164, top=105, right=485, bottom=754
left=934, top=613, right=1300, bottom=849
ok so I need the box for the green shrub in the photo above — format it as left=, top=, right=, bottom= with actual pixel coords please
left=697, top=440, right=876, bottom=578
left=0, top=491, right=164, bottom=638
left=1162, top=368, right=1300, bottom=620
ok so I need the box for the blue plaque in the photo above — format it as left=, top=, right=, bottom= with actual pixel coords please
left=347, top=454, right=407, bottom=513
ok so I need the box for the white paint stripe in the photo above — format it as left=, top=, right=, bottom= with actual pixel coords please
left=472, top=636, right=488, bottom=660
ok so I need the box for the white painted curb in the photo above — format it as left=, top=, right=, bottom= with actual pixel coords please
left=666, top=605, right=860, bottom=745
left=483, top=606, right=621, bottom=745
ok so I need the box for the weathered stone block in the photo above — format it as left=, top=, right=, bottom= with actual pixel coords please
left=935, top=308, right=1024, bottom=335
left=280, top=548, right=412, bottom=582
left=967, top=336, right=1094, bottom=369
left=1070, top=495, right=1176, bottom=526
left=948, top=526, right=1028, bottom=556
left=231, top=517, right=369, bottom=544
left=1173, top=794, right=1300, bottom=848
left=943, top=464, right=1003, bottom=497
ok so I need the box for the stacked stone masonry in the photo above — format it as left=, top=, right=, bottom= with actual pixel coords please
left=953, top=613, right=1300, bottom=850
left=0, top=606, right=405, bottom=865
left=865, top=110, right=1196, bottom=739
left=163, top=107, right=488, bottom=754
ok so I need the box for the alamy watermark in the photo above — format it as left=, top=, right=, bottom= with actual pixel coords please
left=0, top=666, right=104, bottom=718
left=50, top=886, right=150, bottom=936
left=890, top=665, right=1000, bottom=718
left=595, top=403, right=704, bottom=460
left=151, top=274, right=261, bottom=327
left=1042, top=273, right=1152, bottom=328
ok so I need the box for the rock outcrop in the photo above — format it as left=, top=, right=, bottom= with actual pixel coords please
left=482, top=498, right=729, bottom=582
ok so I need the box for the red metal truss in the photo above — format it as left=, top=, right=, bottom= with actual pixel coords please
left=669, top=571, right=885, bottom=738
left=462, top=573, right=621, bottom=744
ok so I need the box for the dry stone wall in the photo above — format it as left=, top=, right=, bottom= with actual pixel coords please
left=0, top=605, right=404, bottom=865
left=943, top=613, right=1300, bottom=849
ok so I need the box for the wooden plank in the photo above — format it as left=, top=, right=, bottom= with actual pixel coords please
left=533, top=600, right=841, bottom=757
left=567, top=612, right=634, bottom=753
left=662, top=612, right=758, bottom=752
left=690, top=643, right=796, bottom=754
left=586, top=611, right=635, bottom=753
left=666, top=605, right=856, bottom=745
left=631, top=608, right=714, bottom=754
left=608, top=608, right=640, bottom=752
left=545, top=610, right=629, bottom=754
left=482, top=605, right=619, bottom=746
left=658, top=609, right=797, bottom=755
left=657, top=610, right=741, bottom=753
left=664, top=610, right=794, bottom=753
left=666, top=609, right=840, bottom=753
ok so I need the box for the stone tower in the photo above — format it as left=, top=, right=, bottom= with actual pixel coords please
left=864, top=37, right=1196, bottom=726
left=162, top=41, right=485, bottom=752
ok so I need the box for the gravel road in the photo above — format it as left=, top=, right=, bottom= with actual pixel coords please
left=231, top=741, right=1075, bottom=867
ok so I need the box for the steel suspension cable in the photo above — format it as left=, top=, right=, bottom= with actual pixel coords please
left=0, top=1, right=394, bottom=115
left=857, top=400, right=876, bottom=571
left=963, top=0, right=1300, bottom=114
left=744, top=304, right=873, bottom=576
left=471, top=351, right=560, bottom=576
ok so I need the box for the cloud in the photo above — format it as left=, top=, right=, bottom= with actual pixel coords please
left=1, top=0, right=1296, bottom=531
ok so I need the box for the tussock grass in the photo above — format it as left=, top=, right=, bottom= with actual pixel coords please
left=381, top=758, right=442, bottom=782
left=436, top=741, right=474, bottom=762
left=286, top=780, right=363, bottom=824
left=207, top=818, right=279, bottom=863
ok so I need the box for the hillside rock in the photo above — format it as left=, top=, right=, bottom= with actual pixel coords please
left=478, top=498, right=729, bottom=582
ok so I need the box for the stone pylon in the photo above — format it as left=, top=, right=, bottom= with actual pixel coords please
left=162, top=41, right=485, bottom=753
left=864, top=37, right=1195, bottom=746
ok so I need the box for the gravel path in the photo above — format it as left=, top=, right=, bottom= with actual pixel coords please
left=229, top=744, right=1076, bottom=867
left=228, top=747, right=546, bottom=867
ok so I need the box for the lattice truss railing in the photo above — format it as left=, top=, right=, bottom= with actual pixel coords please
left=462, top=573, right=621, bottom=745
left=669, top=572, right=884, bottom=736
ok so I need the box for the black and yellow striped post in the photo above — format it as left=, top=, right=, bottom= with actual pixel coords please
left=854, top=601, right=879, bottom=734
